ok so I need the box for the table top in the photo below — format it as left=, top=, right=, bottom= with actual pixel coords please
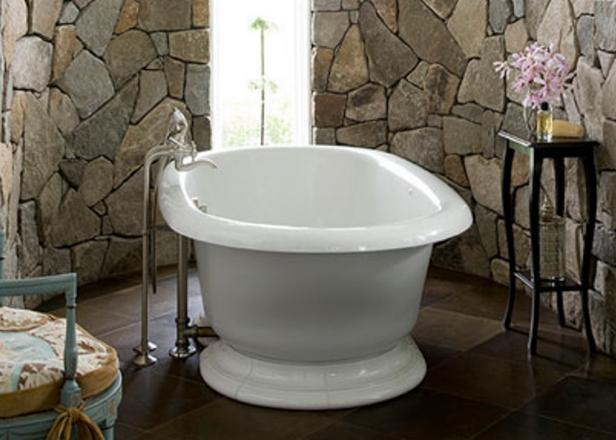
left=498, top=131, right=599, bottom=149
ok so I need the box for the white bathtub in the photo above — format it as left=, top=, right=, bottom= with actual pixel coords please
left=159, top=145, right=472, bottom=409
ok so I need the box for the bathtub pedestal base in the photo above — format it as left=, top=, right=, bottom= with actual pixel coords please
left=200, top=336, right=426, bottom=410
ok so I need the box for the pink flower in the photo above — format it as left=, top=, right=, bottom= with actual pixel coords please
left=493, top=42, right=573, bottom=109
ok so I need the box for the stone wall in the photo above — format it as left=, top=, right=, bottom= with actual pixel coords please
left=1, top=0, right=210, bottom=305
left=311, top=0, right=616, bottom=354
left=0, top=1, right=19, bottom=290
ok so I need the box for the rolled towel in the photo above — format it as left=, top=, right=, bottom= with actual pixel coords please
left=552, top=120, right=584, bottom=138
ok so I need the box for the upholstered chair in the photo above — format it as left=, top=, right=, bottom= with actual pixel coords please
left=0, top=233, right=122, bottom=439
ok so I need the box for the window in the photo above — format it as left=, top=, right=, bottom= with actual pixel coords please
left=211, top=0, right=311, bottom=149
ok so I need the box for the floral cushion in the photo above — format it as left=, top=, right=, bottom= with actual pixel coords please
left=0, top=307, right=119, bottom=418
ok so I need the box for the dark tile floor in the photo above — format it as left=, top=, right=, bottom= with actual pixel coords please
left=39, top=266, right=616, bottom=439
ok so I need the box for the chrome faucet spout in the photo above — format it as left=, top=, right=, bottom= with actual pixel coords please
left=176, top=154, right=218, bottom=171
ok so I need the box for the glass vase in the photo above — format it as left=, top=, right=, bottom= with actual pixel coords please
left=536, top=102, right=553, bottom=141
left=523, top=106, right=537, bottom=136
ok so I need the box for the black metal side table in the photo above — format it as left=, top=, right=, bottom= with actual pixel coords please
left=498, top=130, right=599, bottom=355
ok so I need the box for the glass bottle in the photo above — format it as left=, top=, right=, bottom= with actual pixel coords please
left=536, top=101, right=553, bottom=142
left=538, top=195, right=566, bottom=281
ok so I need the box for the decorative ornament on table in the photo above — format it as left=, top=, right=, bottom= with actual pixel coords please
left=494, top=42, right=574, bottom=140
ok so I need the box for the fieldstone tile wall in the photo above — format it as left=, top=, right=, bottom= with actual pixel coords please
left=0, top=1, right=20, bottom=292
left=311, top=0, right=616, bottom=354
left=1, top=0, right=210, bottom=307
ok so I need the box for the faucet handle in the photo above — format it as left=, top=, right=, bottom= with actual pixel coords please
left=165, top=108, right=217, bottom=171
left=166, top=108, right=195, bottom=169
left=166, top=108, right=190, bottom=147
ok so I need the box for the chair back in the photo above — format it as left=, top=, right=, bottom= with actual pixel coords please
left=0, top=229, right=82, bottom=407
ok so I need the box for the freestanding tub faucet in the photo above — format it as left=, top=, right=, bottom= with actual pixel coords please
left=133, top=109, right=218, bottom=368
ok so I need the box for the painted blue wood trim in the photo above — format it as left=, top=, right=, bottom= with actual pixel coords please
left=0, top=273, right=77, bottom=297
left=60, top=275, right=81, bottom=407
left=0, top=374, right=122, bottom=439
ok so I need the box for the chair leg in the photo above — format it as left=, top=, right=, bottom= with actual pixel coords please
left=101, top=420, right=115, bottom=440
left=103, top=426, right=114, bottom=440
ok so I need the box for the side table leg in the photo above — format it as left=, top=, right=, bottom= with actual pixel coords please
left=502, top=143, right=516, bottom=330
left=581, top=154, right=597, bottom=352
left=554, top=158, right=567, bottom=327
left=529, top=153, right=543, bottom=355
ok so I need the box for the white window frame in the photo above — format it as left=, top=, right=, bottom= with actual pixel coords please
left=210, top=0, right=312, bottom=149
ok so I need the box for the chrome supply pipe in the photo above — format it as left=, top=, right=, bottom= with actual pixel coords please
left=133, top=145, right=171, bottom=367
left=169, top=235, right=197, bottom=359
left=133, top=109, right=218, bottom=368
left=185, top=325, right=219, bottom=339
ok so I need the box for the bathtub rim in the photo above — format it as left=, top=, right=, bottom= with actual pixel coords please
left=158, top=145, right=473, bottom=253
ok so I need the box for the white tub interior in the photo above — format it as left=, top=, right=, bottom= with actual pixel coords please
left=182, top=147, right=441, bottom=228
